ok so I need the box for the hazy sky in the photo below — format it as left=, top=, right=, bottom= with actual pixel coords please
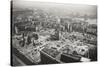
left=13, top=0, right=97, bottom=16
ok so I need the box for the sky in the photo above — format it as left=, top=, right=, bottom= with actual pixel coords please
left=12, top=0, right=97, bottom=17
